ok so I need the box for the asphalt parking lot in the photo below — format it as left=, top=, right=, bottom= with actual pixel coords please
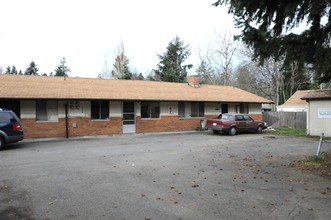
left=0, top=131, right=330, bottom=220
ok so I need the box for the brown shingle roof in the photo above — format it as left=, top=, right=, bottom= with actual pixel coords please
left=0, top=74, right=273, bottom=103
left=278, top=90, right=310, bottom=107
left=301, top=89, right=331, bottom=100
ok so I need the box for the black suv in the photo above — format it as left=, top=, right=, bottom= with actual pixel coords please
left=0, top=108, right=24, bottom=150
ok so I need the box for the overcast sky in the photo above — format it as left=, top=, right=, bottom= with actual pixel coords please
left=0, top=0, right=236, bottom=78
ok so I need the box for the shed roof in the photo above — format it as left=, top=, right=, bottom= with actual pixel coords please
left=0, top=74, right=273, bottom=103
left=278, top=90, right=309, bottom=108
left=301, top=89, right=331, bottom=100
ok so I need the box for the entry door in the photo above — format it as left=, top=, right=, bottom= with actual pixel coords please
left=122, top=102, right=135, bottom=133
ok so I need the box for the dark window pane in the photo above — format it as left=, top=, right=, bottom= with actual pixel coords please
left=199, top=102, right=204, bottom=117
left=123, top=102, right=134, bottom=113
left=141, top=102, right=150, bottom=118
left=151, top=102, right=160, bottom=118
left=91, top=101, right=100, bottom=119
left=178, top=102, right=185, bottom=117
left=141, top=101, right=159, bottom=118
left=123, top=120, right=135, bottom=125
left=123, top=113, right=135, bottom=121
left=221, top=104, right=228, bottom=113
left=100, top=101, right=109, bottom=119
left=36, top=100, right=47, bottom=121
left=240, top=103, right=249, bottom=114
left=191, top=102, right=198, bottom=117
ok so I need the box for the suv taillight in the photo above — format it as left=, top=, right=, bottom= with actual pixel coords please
left=13, top=123, right=22, bottom=131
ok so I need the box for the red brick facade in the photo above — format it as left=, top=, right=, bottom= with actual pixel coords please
left=250, top=114, right=263, bottom=121
left=21, top=119, right=67, bottom=138
left=22, top=117, right=122, bottom=138
left=21, top=114, right=263, bottom=138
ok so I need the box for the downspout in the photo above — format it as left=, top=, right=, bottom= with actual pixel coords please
left=65, top=103, right=69, bottom=138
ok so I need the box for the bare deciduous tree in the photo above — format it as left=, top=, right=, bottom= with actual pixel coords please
left=196, top=29, right=238, bottom=85
left=214, top=29, right=237, bottom=85
left=98, top=56, right=112, bottom=79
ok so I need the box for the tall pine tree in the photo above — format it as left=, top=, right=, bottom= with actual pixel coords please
left=54, top=57, right=70, bottom=77
left=213, top=0, right=331, bottom=83
left=25, top=61, right=39, bottom=75
left=154, top=36, right=192, bottom=83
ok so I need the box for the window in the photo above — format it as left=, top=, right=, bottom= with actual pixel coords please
left=178, top=102, right=185, bottom=118
left=191, top=102, right=204, bottom=117
left=91, top=101, right=109, bottom=120
left=0, top=112, right=17, bottom=123
left=141, top=101, right=160, bottom=118
left=243, top=115, right=253, bottom=121
left=239, top=103, right=249, bottom=114
left=235, top=115, right=244, bottom=121
left=36, top=100, right=58, bottom=121
left=221, top=104, right=228, bottom=113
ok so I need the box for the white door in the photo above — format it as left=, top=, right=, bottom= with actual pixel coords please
left=122, top=102, right=135, bottom=133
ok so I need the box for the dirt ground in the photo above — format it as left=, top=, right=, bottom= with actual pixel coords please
left=292, top=153, right=331, bottom=179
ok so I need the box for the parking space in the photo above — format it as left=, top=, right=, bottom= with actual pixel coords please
left=0, top=132, right=330, bottom=220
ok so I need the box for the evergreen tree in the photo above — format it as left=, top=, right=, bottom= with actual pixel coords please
left=25, top=61, right=39, bottom=75
left=213, top=0, right=331, bottom=83
left=111, top=41, right=132, bottom=80
left=11, top=66, right=18, bottom=74
left=154, top=36, right=192, bottom=82
left=54, top=57, right=70, bottom=77
left=196, top=60, right=214, bottom=84
left=5, top=66, right=11, bottom=74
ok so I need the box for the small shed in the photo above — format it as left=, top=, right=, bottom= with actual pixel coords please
left=301, top=89, right=331, bottom=137
left=277, top=90, right=309, bottom=112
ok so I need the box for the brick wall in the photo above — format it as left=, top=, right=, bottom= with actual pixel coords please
left=21, top=114, right=263, bottom=138
left=21, top=117, right=122, bottom=138
left=21, top=119, right=67, bottom=138
left=136, top=115, right=217, bottom=133
left=68, top=117, right=122, bottom=137
left=250, top=114, right=263, bottom=121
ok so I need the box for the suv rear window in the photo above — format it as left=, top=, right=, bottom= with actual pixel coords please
left=0, top=112, right=18, bottom=123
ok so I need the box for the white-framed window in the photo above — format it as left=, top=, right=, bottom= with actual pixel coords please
left=191, top=102, right=204, bottom=117
left=178, top=102, right=185, bottom=118
left=91, top=100, right=109, bottom=120
left=141, top=101, right=160, bottom=118
left=36, top=100, right=58, bottom=121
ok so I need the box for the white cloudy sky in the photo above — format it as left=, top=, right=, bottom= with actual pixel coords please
left=0, top=0, right=236, bottom=78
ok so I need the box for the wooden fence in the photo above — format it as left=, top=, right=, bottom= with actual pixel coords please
left=262, top=111, right=306, bottom=129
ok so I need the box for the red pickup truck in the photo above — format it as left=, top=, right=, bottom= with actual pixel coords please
left=205, top=114, right=268, bottom=136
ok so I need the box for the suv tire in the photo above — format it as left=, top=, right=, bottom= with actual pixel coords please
left=0, top=136, right=5, bottom=150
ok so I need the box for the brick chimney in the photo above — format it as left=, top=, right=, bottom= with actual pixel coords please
left=187, top=75, right=200, bottom=88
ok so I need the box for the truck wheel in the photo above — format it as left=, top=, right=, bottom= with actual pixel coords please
left=0, top=136, right=5, bottom=150
left=229, top=127, right=237, bottom=136
left=213, top=130, right=219, bottom=134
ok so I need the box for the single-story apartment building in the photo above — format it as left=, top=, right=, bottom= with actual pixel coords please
left=301, top=89, right=331, bottom=137
left=0, top=74, right=273, bottom=138
left=277, top=90, right=309, bottom=112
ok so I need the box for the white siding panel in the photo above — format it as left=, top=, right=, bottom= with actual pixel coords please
left=21, top=100, right=36, bottom=119
left=308, top=100, right=331, bottom=137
